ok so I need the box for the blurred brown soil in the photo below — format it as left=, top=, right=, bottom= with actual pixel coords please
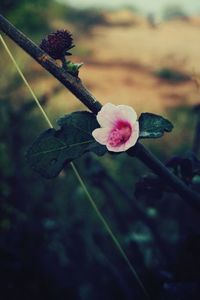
left=31, top=14, right=200, bottom=116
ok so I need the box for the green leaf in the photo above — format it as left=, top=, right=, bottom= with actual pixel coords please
left=66, top=61, right=83, bottom=76
left=27, top=111, right=107, bottom=178
left=139, top=113, right=173, bottom=139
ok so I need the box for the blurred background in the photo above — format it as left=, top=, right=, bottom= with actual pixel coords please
left=1, top=0, right=200, bottom=299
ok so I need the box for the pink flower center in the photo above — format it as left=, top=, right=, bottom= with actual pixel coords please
left=108, top=120, right=132, bottom=147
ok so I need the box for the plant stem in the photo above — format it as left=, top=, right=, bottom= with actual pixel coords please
left=132, top=143, right=200, bottom=210
left=61, top=56, right=68, bottom=70
left=0, top=34, right=150, bottom=299
left=0, top=14, right=102, bottom=114
left=0, top=14, right=199, bottom=209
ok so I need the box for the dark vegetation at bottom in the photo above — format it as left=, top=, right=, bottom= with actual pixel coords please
left=0, top=97, right=200, bottom=300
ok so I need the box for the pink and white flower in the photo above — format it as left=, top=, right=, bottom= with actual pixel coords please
left=92, top=103, right=139, bottom=152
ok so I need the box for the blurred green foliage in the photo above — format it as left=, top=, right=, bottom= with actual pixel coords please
left=0, top=0, right=106, bottom=38
left=162, top=4, right=188, bottom=21
left=0, top=0, right=52, bottom=35
left=154, top=68, right=190, bottom=83
left=58, top=4, right=107, bottom=33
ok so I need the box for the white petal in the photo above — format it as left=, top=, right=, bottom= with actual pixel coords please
left=92, top=128, right=109, bottom=145
left=116, top=105, right=137, bottom=124
left=97, top=103, right=119, bottom=127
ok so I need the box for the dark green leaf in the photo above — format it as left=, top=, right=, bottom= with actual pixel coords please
left=27, top=111, right=107, bottom=178
left=139, top=113, right=173, bottom=139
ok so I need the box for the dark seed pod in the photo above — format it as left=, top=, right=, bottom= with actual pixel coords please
left=40, top=30, right=74, bottom=60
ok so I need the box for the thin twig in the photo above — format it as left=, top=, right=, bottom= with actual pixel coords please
left=1, top=14, right=200, bottom=210
left=131, top=143, right=200, bottom=210
left=0, top=34, right=150, bottom=299
left=0, top=14, right=102, bottom=114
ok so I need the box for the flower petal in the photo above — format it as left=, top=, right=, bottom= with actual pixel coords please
left=106, top=142, right=127, bottom=152
left=94, top=103, right=139, bottom=152
left=123, top=121, right=139, bottom=151
left=92, top=128, right=109, bottom=145
left=116, top=105, right=137, bottom=124
left=97, top=103, right=119, bottom=127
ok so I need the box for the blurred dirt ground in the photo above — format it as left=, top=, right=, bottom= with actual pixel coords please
left=3, top=12, right=200, bottom=120
left=81, top=17, right=200, bottom=113
left=30, top=14, right=200, bottom=118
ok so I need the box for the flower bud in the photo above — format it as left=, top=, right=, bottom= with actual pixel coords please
left=40, top=30, right=74, bottom=60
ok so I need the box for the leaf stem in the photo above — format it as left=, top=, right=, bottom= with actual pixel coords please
left=0, top=34, right=150, bottom=299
